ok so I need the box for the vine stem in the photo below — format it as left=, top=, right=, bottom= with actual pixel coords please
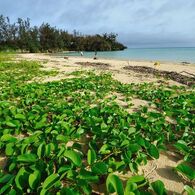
left=145, top=163, right=158, bottom=178
left=101, top=151, right=122, bottom=162
left=86, top=151, right=122, bottom=170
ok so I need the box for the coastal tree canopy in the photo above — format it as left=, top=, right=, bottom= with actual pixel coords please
left=0, top=15, right=127, bottom=52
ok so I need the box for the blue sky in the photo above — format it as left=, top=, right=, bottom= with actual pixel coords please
left=0, top=0, right=195, bottom=47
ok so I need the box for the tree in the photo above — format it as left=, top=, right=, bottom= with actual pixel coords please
left=28, top=26, right=40, bottom=53
left=0, top=14, right=126, bottom=52
left=39, top=23, right=62, bottom=52
left=0, top=15, right=18, bottom=50
left=17, top=18, right=31, bottom=51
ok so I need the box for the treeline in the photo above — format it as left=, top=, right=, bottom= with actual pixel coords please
left=0, top=15, right=127, bottom=53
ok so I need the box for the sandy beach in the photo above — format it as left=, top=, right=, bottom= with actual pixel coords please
left=13, top=53, right=195, bottom=194
left=1, top=1, right=195, bottom=194
left=17, top=53, right=195, bottom=86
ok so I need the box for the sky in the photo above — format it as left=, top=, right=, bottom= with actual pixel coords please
left=0, top=0, right=195, bottom=47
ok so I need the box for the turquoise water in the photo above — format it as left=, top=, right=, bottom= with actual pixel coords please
left=60, top=47, right=195, bottom=63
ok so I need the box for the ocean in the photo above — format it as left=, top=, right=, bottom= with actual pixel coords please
left=60, top=47, right=195, bottom=63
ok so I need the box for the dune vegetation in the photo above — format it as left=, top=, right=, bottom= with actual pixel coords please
left=0, top=53, right=194, bottom=194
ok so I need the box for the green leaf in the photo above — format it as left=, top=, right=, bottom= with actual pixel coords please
left=17, top=153, right=37, bottom=163
left=128, top=175, right=146, bottom=184
left=15, top=114, right=25, bottom=120
left=37, top=143, right=45, bottom=158
left=128, top=127, right=136, bottom=135
left=115, top=161, right=126, bottom=171
left=175, top=163, right=195, bottom=180
left=136, top=137, right=145, bottom=147
left=129, top=162, right=138, bottom=173
left=78, top=179, right=92, bottom=195
left=5, top=121, right=17, bottom=128
left=1, top=134, right=17, bottom=142
left=40, top=189, right=47, bottom=195
left=66, top=170, right=76, bottom=180
left=121, top=139, right=130, bottom=147
left=41, top=173, right=59, bottom=190
left=150, top=180, right=166, bottom=195
left=125, top=180, right=137, bottom=195
left=58, top=165, right=71, bottom=175
left=122, top=151, right=132, bottom=164
left=44, top=144, right=51, bottom=157
left=29, top=170, right=41, bottom=189
left=148, top=144, right=159, bottom=159
left=106, top=174, right=124, bottom=195
left=35, top=121, right=46, bottom=129
left=57, top=147, right=65, bottom=158
left=0, top=183, right=11, bottom=194
left=91, top=162, right=108, bottom=175
left=15, top=167, right=29, bottom=190
left=174, top=141, right=189, bottom=154
left=101, top=122, right=108, bottom=132
left=9, top=163, right=16, bottom=172
left=124, top=192, right=135, bottom=195
left=0, top=173, right=14, bottom=194
left=0, top=174, right=14, bottom=184
left=99, top=144, right=111, bottom=154
left=78, top=169, right=99, bottom=182
left=8, top=189, right=16, bottom=195
left=56, top=135, right=68, bottom=143
left=20, top=143, right=28, bottom=154
left=5, top=143, right=14, bottom=156
left=87, top=149, right=96, bottom=165
left=64, top=150, right=82, bottom=167
left=184, top=185, right=195, bottom=195
left=60, top=188, right=80, bottom=195
left=128, top=144, right=141, bottom=153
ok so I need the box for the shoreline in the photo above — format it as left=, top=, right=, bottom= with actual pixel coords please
left=59, top=54, right=195, bottom=66
left=55, top=48, right=195, bottom=64
left=17, top=53, right=195, bottom=86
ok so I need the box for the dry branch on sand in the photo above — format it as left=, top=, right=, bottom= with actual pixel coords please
left=75, top=62, right=111, bottom=69
left=123, top=65, right=195, bottom=86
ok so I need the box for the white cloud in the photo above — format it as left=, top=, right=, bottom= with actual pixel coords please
left=0, top=0, right=195, bottom=47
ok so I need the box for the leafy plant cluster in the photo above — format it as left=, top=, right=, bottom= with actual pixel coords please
left=0, top=52, right=13, bottom=62
left=0, top=56, right=194, bottom=194
left=0, top=15, right=126, bottom=53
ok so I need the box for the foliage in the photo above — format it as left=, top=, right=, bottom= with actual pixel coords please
left=106, top=174, right=167, bottom=195
left=184, top=185, right=195, bottom=195
left=0, top=52, right=13, bottom=61
left=0, top=15, right=127, bottom=52
left=175, top=163, right=195, bottom=181
left=0, top=54, right=194, bottom=194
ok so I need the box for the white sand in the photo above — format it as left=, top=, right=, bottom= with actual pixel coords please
left=16, top=53, right=195, bottom=194
left=17, top=53, right=195, bottom=86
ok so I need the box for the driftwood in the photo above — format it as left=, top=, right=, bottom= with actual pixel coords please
left=181, top=61, right=191, bottom=65
left=179, top=71, right=195, bottom=78
left=123, top=66, right=195, bottom=86
left=76, top=62, right=110, bottom=69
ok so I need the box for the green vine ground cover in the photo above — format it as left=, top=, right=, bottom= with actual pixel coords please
left=0, top=54, right=194, bottom=194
